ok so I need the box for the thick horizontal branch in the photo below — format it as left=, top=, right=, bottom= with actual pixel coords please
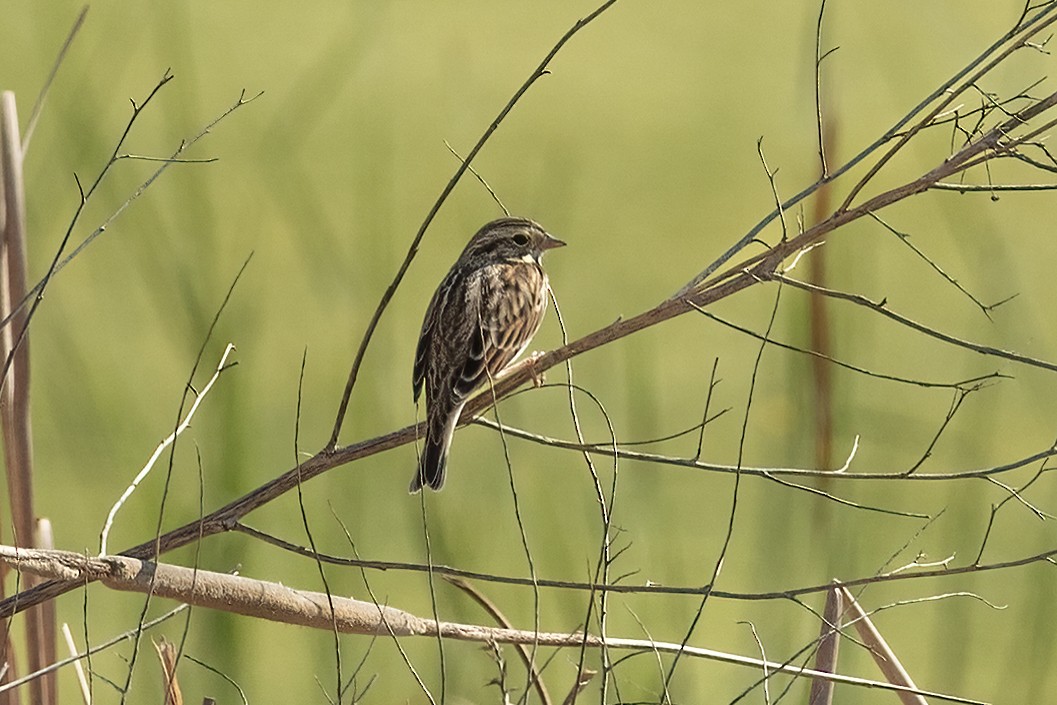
left=0, top=546, right=985, bottom=705
left=0, top=546, right=441, bottom=637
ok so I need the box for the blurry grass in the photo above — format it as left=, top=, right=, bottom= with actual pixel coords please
left=2, top=0, right=1056, bottom=702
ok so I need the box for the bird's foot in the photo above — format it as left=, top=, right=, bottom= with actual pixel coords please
left=525, top=351, right=547, bottom=387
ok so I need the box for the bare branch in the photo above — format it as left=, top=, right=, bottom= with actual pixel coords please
left=0, top=547, right=988, bottom=705
left=869, top=212, right=1006, bottom=317
left=473, top=417, right=1057, bottom=482
left=230, top=522, right=1057, bottom=603
left=931, top=181, right=1057, bottom=191
left=99, top=344, right=237, bottom=555
left=691, top=302, right=992, bottom=390
left=773, top=274, right=1057, bottom=373
left=813, top=0, right=832, bottom=178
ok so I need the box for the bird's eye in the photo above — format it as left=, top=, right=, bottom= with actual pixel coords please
left=513, top=233, right=530, bottom=246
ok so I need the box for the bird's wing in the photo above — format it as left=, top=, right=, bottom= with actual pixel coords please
left=454, top=263, right=544, bottom=400
left=413, top=274, right=451, bottom=403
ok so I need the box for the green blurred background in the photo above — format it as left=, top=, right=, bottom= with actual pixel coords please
left=2, top=1, right=1055, bottom=702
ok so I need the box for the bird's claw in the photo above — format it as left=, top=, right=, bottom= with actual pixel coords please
left=526, top=351, right=546, bottom=387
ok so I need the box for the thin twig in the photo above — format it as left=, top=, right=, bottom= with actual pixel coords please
left=0, top=605, right=189, bottom=696
left=472, top=418, right=1057, bottom=482
left=665, top=278, right=784, bottom=690
left=904, top=386, right=979, bottom=475
left=773, top=274, right=1057, bottom=373
left=931, top=181, right=1057, bottom=191
left=98, top=344, right=237, bottom=555
left=482, top=370, right=541, bottom=705
left=331, top=510, right=427, bottom=705
left=760, top=472, right=928, bottom=519
left=293, top=349, right=343, bottom=702
left=552, top=294, right=620, bottom=704
left=0, top=82, right=261, bottom=340
left=21, top=5, right=89, bottom=154
left=444, top=577, right=552, bottom=705
left=868, top=212, right=1004, bottom=317
left=691, top=302, right=992, bottom=390
left=837, top=7, right=1057, bottom=211
left=694, top=358, right=721, bottom=460
left=326, top=0, right=620, bottom=450
left=230, top=520, right=1057, bottom=601
left=443, top=141, right=509, bottom=215
left=814, top=0, right=831, bottom=178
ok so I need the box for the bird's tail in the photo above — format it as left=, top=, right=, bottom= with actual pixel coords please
left=410, top=434, right=448, bottom=492
left=409, top=404, right=461, bottom=493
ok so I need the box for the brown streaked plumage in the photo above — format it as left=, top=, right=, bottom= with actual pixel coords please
left=411, top=217, right=565, bottom=492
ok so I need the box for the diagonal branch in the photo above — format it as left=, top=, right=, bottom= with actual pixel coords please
left=676, top=3, right=1057, bottom=297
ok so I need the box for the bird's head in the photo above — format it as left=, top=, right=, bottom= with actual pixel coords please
left=462, top=217, right=566, bottom=264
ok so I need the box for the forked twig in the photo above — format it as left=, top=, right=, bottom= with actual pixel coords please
left=98, top=344, right=237, bottom=555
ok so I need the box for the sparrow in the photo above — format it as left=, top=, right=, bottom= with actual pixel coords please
left=410, top=217, right=565, bottom=492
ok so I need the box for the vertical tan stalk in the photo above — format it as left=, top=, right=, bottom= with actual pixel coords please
left=1, top=91, right=49, bottom=705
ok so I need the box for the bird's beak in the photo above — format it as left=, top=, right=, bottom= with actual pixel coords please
left=542, top=233, right=567, bottom=250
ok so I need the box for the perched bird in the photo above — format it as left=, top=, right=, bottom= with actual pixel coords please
left=411, top=217, right=565, bottom=492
